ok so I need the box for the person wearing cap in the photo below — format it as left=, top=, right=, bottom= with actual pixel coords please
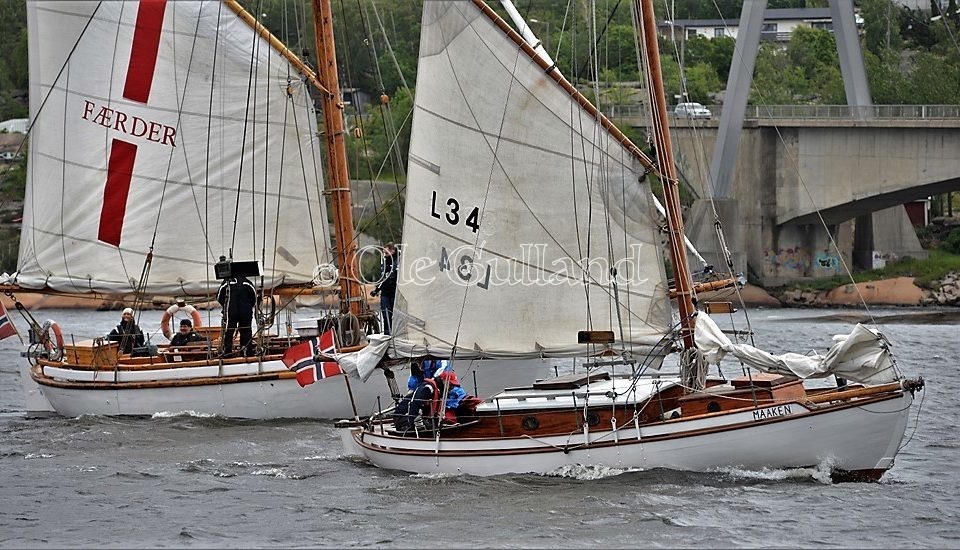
left=434, top=369, right=471, bottom=422
left=169, top=318, right=205, bottom=347
left=108, top=307, right=145, bottom=355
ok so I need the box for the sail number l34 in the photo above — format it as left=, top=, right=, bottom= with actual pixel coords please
left=431, top=191, right=480, bottom=233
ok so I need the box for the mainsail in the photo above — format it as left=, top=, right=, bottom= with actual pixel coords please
left=19, top=0, right=331, bottom=296
left=392, top=1, right=672, bottom=358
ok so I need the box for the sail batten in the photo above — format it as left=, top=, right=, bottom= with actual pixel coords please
left=19, top=1, right=331, bottom=296
left=391, top=1, right=671, bottom=359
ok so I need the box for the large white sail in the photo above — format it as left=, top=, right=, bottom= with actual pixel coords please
left=392, top=1, right=671, bottom=359
left=19, top=0, right=331, bottom=296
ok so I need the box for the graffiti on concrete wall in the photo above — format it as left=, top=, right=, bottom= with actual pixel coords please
left=763, top=247, right=811, bottom=277
left=813, top=250, right=842, bottom=276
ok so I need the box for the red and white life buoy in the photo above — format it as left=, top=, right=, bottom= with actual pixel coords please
left=160, top=303, right=203, bottom=339
left=41, top=319, right=65, bottom=361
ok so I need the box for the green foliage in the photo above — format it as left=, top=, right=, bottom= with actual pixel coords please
left=345, top=87, right=413, bottom=181
left=864, top=48, right=910, bottom=103
left=659, top=53, right=721, bottom=104
left=0, top=154, right=26, bottom=200
left=0, top=1, right=27, bottom=120
left=787, top=27, right=838, bottom=80
left=680, top=62, right=722, bottom=103
left=943, top=227, right=960, bottom=255
left=860, top=0, right=904, bottom=55
left=357, top=192, right=404, bottom=249
left=905, top=50, right=960, bottom=104
left=596, top=24, right=643, bottom=81
left=795, top=249, right=960, bottom=290
left=750, top=44, right=806, bottom=104
left=684, top=36, right=735, bottom=81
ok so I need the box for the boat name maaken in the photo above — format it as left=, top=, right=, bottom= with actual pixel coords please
left=81, top=99, right=177, bottom=147
left=753, top=404, right=793, bottom=421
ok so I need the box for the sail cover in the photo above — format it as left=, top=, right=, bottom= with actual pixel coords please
left=391, top=1, right=671, bottom=359
left=18, top=0, right=331, bottom=296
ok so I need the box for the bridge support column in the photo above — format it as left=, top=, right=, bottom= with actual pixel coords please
left=854, top=206, right=928, bottom=269
left=687, top=198, right=747, bottom=278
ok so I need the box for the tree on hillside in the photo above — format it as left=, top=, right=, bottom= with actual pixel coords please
left=683, top=35, right=735, bottom=81
left=751, top=43, right=807, bottom=104
left=860, top=0, right=905, bottom=55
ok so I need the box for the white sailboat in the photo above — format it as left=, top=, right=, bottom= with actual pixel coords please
left=10, top=0, right=533, bottom=419
left=337, top=0, right=925, bottom=481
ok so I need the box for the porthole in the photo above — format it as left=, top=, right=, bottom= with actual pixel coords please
left=706, top=401, right=721, bottom=413
left=586, top=411, right=600, bottom=426
left=521, top=416, right=540, bottom=430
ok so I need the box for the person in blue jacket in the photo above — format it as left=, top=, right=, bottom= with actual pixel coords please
left=392, top=359, right=450, bottom=432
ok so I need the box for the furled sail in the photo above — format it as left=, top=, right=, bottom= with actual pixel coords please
left=18, top=0, right=331, bottom=296
left=391, top=1, right=672, bottom=359
left=695, top=313, right=900, bottom=385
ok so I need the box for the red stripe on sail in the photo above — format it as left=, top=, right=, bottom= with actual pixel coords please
left=100, top=0, right=166, bottom=246
left=122, top=0, right=167, bottom=103
left=98, top=139, right=138, bottom=246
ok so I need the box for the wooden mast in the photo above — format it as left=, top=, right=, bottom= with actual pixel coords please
left=311, top=0, right=362, bottom=315
left=635, top=0, right=697, bottom=348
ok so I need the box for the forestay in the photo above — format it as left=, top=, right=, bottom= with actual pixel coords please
left=18, top=0, right=331, bottom=296
left=391, top=1, right=671, bottom=359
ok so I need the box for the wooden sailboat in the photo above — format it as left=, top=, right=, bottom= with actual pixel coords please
left=336, top=0, right=925, bottom=480
left=11, top=0, right=532, bottom=419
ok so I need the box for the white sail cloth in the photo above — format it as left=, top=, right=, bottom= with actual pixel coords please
left=694, top=313, right=900, bottom=385
left=390, top=1, right=671, bottom=359
left=19, top=1, right=331, bottom=296
left=334, top=334, right=392, bottom=382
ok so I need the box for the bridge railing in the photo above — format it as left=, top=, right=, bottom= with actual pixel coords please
left=603, top=104, right=960, bottom=120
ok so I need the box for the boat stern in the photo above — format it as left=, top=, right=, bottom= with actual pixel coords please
left=19, top=360, right=55, bottom=416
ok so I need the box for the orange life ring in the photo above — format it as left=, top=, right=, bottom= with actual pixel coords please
left=160, top=303, right=202, bottom=339
left=41, top=320, right=65, bottom=361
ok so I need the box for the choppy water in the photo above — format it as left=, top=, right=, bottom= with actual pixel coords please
left=0, top=307, right=957, bottom=548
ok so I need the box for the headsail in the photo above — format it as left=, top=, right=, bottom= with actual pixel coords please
left=19, top=0, right=331, bottom=296
left=391, top=1, right=671, bottom=359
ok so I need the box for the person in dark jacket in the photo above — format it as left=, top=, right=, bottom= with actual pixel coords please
left=392, top=360, right=443, bottom=432
left=370, top=243, right=399, bottom=334
left=108, top=307, right=145, bottom=355
left=170, top=319, right=205, bottom=347
left=217, top=275, right=257, bottom=355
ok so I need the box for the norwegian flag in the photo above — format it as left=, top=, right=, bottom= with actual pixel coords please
left=281, top=329, right=343, bottom=387
left=0, top=301, right=16, bottom=341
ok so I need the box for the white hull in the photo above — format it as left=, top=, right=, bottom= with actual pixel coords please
left=23, top=357, right=550, bottom=419
left=341, top=389, right=913, bottom=478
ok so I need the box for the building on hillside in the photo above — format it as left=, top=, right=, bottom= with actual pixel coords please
left=0, top=119, right=28, bottom=134
left=659, top=8, right=862, bottom=42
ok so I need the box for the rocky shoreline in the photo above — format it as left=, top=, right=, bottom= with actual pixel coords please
left=696, top=271, right=960, bottom=309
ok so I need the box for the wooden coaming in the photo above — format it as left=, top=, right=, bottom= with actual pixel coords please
left=678, top=375, right=806, bottom=417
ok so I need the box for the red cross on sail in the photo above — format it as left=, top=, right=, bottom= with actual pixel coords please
left=98, top=0, right=167, bottom=246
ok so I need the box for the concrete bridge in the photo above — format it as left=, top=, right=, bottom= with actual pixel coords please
left=611, top=105, right=960, bottom=285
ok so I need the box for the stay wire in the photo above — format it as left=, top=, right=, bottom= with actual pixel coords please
left=230, top=0, right=264, bottom=253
